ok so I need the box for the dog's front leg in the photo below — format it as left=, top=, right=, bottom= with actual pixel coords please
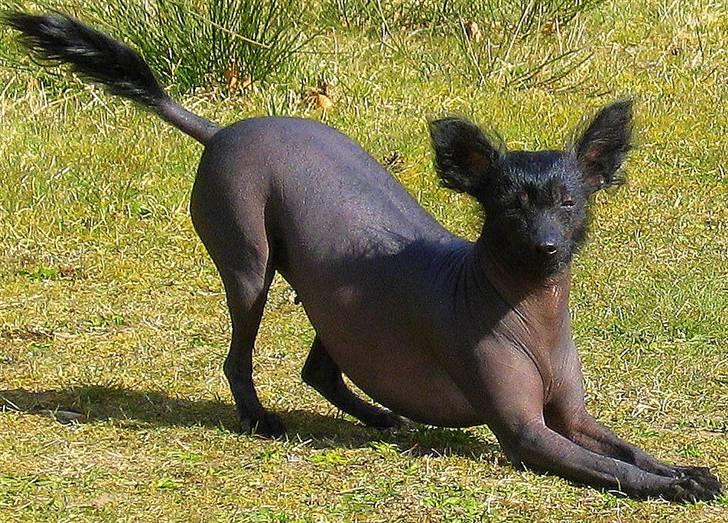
left=476, top=353, right=719, bottom=502
left=496, top=418, right=720, bottom=501
left=559, top=411, right=721, bottom=485
left=543, top=346, right=722, bottom=494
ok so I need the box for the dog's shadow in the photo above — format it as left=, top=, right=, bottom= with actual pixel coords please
left=0, top=385, right=503, bottom=461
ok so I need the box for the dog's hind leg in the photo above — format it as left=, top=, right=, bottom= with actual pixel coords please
left=190, top=161, right=284, bottom=437
left=302, top=336, right=402, bottom=428
left=218, top=263, right=284, bottom=437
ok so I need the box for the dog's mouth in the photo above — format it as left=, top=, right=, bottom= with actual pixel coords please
left=538, top=246, right=573, bottom=272
left=541, top=256, right=569, bottom=276
left=507, top=247, right=570, bottom=278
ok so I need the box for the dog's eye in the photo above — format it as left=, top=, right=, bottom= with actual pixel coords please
left=506, top=191, right=528, bottom=211
left=507, top=192, right=528, bottom=210
left=560, top=187, right=574, bottom=208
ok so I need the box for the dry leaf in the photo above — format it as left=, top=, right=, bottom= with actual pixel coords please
left=542, top=19, right=558, bottom=36
left=464, top=21, right=482, bottom=43
left=223, top=62, right=240, bottom=92
left=315, top=93, right=333, bottom=109
left=224, top=63, right=253, bottom=93
left=302, top=80, right=334, bottom=110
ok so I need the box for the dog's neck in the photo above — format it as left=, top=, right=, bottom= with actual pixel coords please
left=471, top=240, right=572, bottom=328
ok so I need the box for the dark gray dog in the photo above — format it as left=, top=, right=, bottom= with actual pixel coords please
left=7, top=12, right=722, bottom=502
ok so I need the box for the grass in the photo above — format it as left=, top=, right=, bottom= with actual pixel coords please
left=0, top=0, right=727, bottom=521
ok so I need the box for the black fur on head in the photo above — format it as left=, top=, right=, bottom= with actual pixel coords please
left=429, top=100, right=633, bottom=277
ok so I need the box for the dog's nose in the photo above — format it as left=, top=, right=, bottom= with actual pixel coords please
left=537, top=242, right=558, bottom=256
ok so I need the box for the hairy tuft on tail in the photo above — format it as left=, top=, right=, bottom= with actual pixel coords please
left=5, top=12, right=166, bottom=106
left=5, top=12, right=219, bottom=144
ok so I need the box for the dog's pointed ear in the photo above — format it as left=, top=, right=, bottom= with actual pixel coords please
left=429, top=117, right=504, bottom=198
left=573, top=99, right=633, bottom=194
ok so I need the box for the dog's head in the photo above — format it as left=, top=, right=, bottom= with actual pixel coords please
left=429, top=100, right=633, bottom=277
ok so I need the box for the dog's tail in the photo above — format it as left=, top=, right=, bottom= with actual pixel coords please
left=5, top=12, right=219, bottom=145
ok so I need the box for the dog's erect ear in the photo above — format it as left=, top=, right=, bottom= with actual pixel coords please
left=573, top=99, right=633, bottom=194
left=429, top=117, right=504, bottom=198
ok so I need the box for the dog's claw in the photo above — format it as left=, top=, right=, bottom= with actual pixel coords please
left=672, top=466, right=722, bottom=493
left=662, top=475, right=722, bottom=503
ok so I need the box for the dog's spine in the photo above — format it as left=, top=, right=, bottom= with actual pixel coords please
left=5, top=12, right=219, bottom=144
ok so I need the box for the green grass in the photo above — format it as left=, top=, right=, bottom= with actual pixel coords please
left=1, top=0, right=727, bottom=521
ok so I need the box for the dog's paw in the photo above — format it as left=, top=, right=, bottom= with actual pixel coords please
left=365, top=410, right=406, bottom=430
left=672, top=466, right=722, bottom=492
left=240, top=412, right=286, bottom=438
left=662, top=476, right=722, bottom=503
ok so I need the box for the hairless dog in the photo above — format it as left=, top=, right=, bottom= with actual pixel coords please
left=6, top=12, right=722, bottom=502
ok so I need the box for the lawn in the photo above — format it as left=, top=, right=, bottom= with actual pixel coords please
left=0, top=0, right=726, bottom=521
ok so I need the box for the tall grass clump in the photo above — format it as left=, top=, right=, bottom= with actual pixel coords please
left=322, top=0, right=603, bottom=90
left=323, top=0, right=602, bottom=33
left=453, top=0, right=602, bottom=90
left=20, top=0, right=310, bottom=94
left=481, top=0, right=605, bottom=36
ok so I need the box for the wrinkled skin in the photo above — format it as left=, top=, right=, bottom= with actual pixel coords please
left=8, top=12, right=721, bottom=503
